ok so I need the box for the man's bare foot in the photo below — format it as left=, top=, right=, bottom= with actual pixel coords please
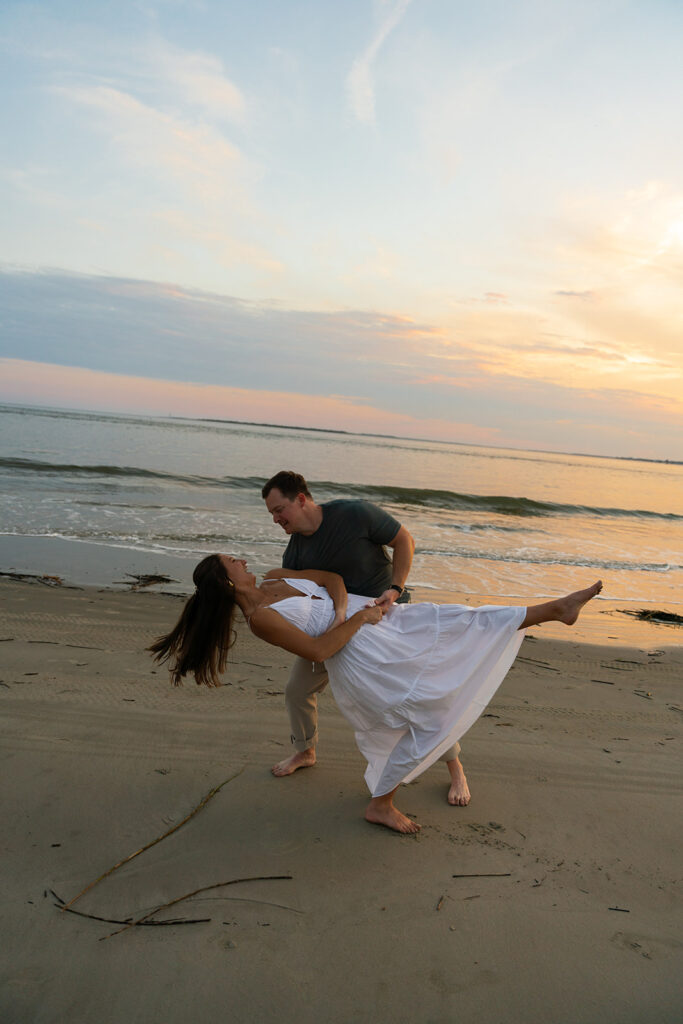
left=446, top=757, right=471, bottom=806
left=365, top=799, right=421, bottom=834
left=557, top=580, right=603, bottom=625
left=271, top=749, right=316, bottom=777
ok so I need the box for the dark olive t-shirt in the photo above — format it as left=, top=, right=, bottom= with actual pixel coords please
left=281, top=499, right=401, bottom=598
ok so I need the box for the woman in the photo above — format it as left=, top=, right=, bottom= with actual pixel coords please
left=150, top=555, right=602, bottom=834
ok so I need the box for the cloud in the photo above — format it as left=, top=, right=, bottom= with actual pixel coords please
left=146, top=41, right=247, bottom=123
left=0, top=166, right=68, bottom=211
left=1, top=265, right=681, bottom=459
left=0, top=267, right=445, bottom=400
left=1, top=24, right=278, bottom=286
left=556, top=181, right=683, bottom=284
left=53, top=84, right=246, bottom=197
left=346, top=0, right=413, bottom=124
left=46, top=71, right=280, bottom=281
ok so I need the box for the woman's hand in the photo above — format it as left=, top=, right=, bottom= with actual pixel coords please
left=354, top=604, right=383, bottom=626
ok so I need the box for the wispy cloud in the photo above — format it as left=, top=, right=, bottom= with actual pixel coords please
left=146, top=41, right=247, bottom=123
left=46, top=61, right=280, bottom=282
left=346, top=0, right=413, bottom=124
left=1, top=20, right=277, bottom=285
left=53, top=84, right=245, bottom=194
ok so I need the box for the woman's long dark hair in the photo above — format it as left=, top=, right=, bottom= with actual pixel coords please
left=148, top=554, right=237, bottom=687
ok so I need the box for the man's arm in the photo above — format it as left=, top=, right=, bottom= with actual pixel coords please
left=374, top=525, right=415, bottom=609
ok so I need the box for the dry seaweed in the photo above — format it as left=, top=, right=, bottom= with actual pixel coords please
left=55, top=898, right=208, bottom=928
left=618, top=608, right=683, bottom=626
left=115, top=573, right=177, bottom=589
left=102, top=875, right=293, bottom=940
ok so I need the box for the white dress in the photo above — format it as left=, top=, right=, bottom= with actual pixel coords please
left=269, top=579, right=526, bottom=797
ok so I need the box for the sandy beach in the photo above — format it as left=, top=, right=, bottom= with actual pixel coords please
left=1, top=577, right=682, bottom=1023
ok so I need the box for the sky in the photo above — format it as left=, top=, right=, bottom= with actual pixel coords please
left=1, top=0, right=682, bottom=460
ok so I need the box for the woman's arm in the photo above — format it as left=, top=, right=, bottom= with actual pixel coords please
left=249, top=601, right=380, bottom=662
left=262, top=568, right=348, bottom=627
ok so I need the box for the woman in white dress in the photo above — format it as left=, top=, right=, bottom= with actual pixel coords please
left=150, top=554, right=602, bottom=834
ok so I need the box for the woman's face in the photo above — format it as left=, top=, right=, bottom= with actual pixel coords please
left=219, top=555, right=255, bottom=587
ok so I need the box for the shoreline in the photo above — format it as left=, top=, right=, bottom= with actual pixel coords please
left=1, top=576, right=681, bottom=1023
left=1, top=533, right=681, bottom=650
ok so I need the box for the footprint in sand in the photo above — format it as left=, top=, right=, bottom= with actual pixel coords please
left=611, top=930, right=683, bottom=961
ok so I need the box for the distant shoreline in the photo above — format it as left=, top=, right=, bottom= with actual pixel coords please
left=1, top=401, right=680, bottom=466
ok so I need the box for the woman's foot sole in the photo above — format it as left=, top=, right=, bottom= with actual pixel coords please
left=557, top=580, right=603, bottom=625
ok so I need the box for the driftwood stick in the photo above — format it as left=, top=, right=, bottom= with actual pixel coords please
left=199, top=895, right=304, bottom=914
left=102, top=875, right=293, bottom=940
left=57, top=904, right=209, bottom=926
left=51, top=887, right=207, bottom=926
left=452, top=872, right=512, bottom=879
left=61, top=767, right=246, bottom=911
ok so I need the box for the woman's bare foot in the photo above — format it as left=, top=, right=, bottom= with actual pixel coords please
left=271, top=749, right=316, bottom=777
left=556, top=580, right=603, bottom=624
left=446, top=757, right=471, bottom=806
left=365, top=796, right=421, bottom=834
left=522, top=580, right=603, bottom=630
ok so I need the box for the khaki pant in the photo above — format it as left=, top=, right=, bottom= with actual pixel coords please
left=286, top=655, right=461, bottom=762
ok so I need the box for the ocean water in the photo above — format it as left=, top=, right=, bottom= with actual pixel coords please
left=0, top=403, right=681, bottom=611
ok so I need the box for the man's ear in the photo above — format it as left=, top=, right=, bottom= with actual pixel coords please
left=296, top=492, right=307, bottom=507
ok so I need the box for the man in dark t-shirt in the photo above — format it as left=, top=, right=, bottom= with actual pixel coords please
left=282, top=498, right=404, bottom=599
left=261, top=470, right=471, bottom=807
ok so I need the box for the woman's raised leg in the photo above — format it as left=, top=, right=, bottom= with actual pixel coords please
left=520, top=580, right=602, bottom=630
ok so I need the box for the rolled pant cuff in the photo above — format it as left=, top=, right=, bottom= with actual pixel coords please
left=291, top=732, right=318, bottom=753
left=439, top=741, right=461, bottom=762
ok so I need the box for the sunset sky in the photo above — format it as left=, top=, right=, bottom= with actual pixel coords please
left=1, top=0, right=681, bottom=460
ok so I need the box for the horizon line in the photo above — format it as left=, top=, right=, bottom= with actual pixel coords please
left=0, top=400, right=680, bottom=468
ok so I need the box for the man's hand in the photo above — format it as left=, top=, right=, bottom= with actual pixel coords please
left=360, top=604, right=384, bottom=625
left=374, top=588, right=400, bottom=610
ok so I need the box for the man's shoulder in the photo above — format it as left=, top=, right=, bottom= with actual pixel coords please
left=321, top=498, right=400, bottom=541
left=322, top=498, right=377, bottom=517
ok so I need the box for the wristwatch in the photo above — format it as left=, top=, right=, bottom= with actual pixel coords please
left=389, top=584, right=404, bottom=596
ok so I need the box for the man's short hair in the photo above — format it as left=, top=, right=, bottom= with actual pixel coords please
left=261, top=471, right=312, bottom=501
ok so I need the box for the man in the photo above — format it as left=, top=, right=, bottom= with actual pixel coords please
left=261, top=470, right=471, bottom=806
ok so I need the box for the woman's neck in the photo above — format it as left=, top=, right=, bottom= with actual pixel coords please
left=234, top=580, right=269, bottom=621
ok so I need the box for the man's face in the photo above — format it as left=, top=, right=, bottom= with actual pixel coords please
left=265, top=487, right=306, bottom=534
